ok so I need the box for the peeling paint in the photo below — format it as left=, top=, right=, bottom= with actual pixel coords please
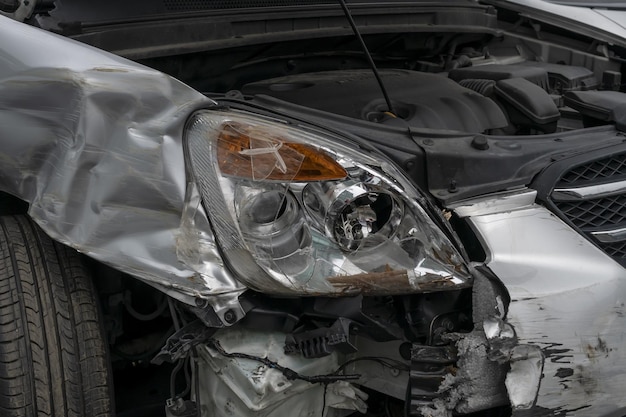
left=541, top=343, right=574, bottom=364
left=554, top=368, right=574, bottom=378
left=417, top=329, right=509, bottom=417
left=465, top=199, right=626, bottom=415
left=326, top=270, right=468, bottom=295
left=583, top=337, right=612, bottom=360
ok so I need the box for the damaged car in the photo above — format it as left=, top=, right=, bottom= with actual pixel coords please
left=0, top=0, right=625, bottom=416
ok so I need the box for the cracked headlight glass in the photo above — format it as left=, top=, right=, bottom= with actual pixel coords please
left=184, top=110, right=471, bottom=295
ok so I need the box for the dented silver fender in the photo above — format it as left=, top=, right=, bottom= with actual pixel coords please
left=0, top=16, right=246, bottom=304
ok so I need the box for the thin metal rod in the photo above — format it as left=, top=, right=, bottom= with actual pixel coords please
left=338, top=0, right=396, bottom=115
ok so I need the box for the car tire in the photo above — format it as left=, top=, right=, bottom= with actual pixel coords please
left=0, top=215, right=113, bottom=417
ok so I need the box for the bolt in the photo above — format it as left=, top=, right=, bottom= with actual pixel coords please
left=195, top=298, right=209, bottom=308
left=448, top=180, right=458, bottom=193
left=471, top=135, right=489, bottom=150
left=223, top=309, right=237, bottom=324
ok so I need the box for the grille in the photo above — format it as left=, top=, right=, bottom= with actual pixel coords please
left=558, top=153, right=626, bottom=185
left=556, top=194, right=626, bottom=229
left=551, top=152, right=626, bottom=266
left=601, top=240, right=626, bottom=258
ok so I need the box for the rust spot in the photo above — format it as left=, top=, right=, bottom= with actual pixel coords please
left=327, top=270, right=460, bottom=295
left=327, top=270, right=410, bottom=294
left=187, top=274, right=199, bottom=283
left=445, top=365, right=458, bottom=376
left=431, top=248, right=455, bottom=266
left=584, top=337, right=611, bottom=360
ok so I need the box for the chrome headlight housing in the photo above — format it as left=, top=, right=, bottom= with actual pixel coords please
left=184, top=110, right=471, bottom=295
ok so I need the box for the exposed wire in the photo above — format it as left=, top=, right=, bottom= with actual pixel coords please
left=334, top=356, right=410, bottom=376
left=169, top=356, right=193, bottom=400
left=181, top=356, right=192, bottom=399
left=208, top=339, right=360, bottom=384
left=193, top=347, right=201, bottom=417
left=170, top=358, right=185, bottom=401
left=338, top=0, right=396, bottom=116
left=321, top=383, right=329, bottom=417
left=169, top=352, right=196, bottom=401
left=168, top=297, right=182, bottom=332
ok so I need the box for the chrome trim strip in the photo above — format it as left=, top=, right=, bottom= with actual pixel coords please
left=450, top=189, right=537, bottom=218
left=592, top=227, right=626, bottom=243
left=553, top=179, right=626, bottom=201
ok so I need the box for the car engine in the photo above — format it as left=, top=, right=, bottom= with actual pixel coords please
left=240, top=61, right=621, bottom=136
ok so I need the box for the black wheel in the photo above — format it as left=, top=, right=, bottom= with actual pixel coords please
left=0, top=215, right=113, bottom=417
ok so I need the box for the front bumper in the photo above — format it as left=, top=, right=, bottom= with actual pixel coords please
left=458, top=189, right=626, bottom=416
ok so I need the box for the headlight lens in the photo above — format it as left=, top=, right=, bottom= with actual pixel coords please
left=185, top=110, right=471, bottom=295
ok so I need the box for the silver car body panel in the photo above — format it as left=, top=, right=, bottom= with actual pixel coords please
left=0, top=16, right=246, bottom=303
left=487, top=0, right=626, bottom=49
left=1, top=5, right=625, bottom=414
left=461, top=190, right=626, bottom=415
left=594, top=9, right=626, bottom=32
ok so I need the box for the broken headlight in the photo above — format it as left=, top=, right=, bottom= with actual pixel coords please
left=184, top=110, right=471, bottom=295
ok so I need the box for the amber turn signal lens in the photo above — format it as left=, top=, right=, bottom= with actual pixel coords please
left=216, top=122, right=347, bottom=181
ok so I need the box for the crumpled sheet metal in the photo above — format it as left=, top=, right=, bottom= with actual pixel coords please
left=418, top=267, right=543, bottom=417
left=419, top=330, right=509, bottom=417
left=465, top=196, right=626, bottom=416
left=0, top=16, right=245, bottom=301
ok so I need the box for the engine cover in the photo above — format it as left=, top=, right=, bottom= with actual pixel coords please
left=243, top=69, right=508, bottom=134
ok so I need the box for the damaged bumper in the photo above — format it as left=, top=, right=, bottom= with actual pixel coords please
left=456, top=189, right=626, bottom=416
left=154, top=264, right=543, bottom=417
left=195, top=323, right=543, bottom=417
left=411, top=323, right=543, bottom=417
left=407, top=265, right=544, bottom=417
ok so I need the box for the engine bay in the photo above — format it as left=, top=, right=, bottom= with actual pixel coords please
left=139, top=25, right=626, bottom=138
left=244, top=58, right=626, bottom=140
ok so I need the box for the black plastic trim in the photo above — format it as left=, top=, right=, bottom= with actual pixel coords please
left=532, top=141, right=626, bottom=267
left=35, top=1, right=498, bottom=59
left=421, top=126, right=625, bottom=204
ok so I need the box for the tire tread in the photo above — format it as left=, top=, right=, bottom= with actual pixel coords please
left=0, top=216, right=112, bottom=417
